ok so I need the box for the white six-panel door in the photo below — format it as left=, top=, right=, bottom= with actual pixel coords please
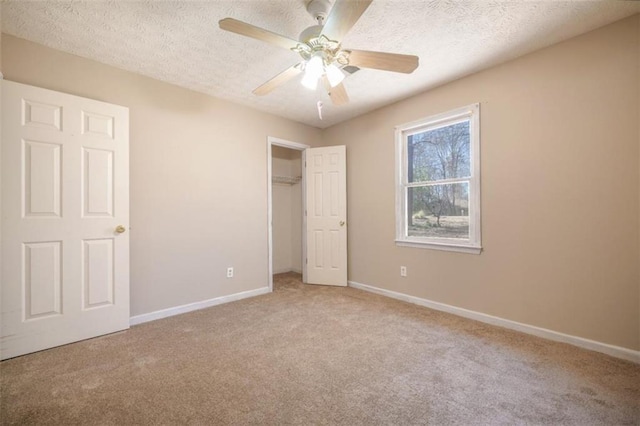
left=305, top=146, right=347, bottom=286
left=1, top=80, right=130, bottom=360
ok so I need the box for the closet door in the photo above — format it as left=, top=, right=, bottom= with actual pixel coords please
left=305, top=145, right=347, bottom=286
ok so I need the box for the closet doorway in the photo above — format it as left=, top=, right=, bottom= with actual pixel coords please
left=267, top=137, right=309, bottom=291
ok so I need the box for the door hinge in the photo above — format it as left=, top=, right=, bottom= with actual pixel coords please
left=305, top=258, right=308, bottom=264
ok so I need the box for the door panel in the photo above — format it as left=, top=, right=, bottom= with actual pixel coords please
left=1, top=80, right=130, bottom=360
left=24, top=241, right=63, bottom=319
left=83, top=238, right=115, bottom=308
left=82, top=147, right=114, bottom=217
left=305, top=146, right=347, bottom=286
left=24, top=140, right=63, bottom=217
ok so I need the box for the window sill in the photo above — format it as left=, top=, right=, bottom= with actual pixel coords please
left=395, top=239, right=482, bottom=254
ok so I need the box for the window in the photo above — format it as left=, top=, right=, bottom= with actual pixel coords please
left=395, top=103, right=481, bottom=254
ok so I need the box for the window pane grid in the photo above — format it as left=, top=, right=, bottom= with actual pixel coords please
left=404, top=115, right=471, bottom=138
left=405, top=177, right=471, bottom=187
left=396, top=103, right=480, bottom=253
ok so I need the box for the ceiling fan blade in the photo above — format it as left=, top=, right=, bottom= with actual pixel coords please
left=320, top=0, right=373, bottom=42
left=347, top=49, right=419, bottom=74
left=253, top=64, right=303, bottom=96
left=219, top=18, right=299, bottom=50
left=323, top=76, right=349, bottom=106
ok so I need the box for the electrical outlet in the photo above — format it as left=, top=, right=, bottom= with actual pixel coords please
left=400, top=266, right=407, bottom=277
left=226, top=267, right=234, bottom=278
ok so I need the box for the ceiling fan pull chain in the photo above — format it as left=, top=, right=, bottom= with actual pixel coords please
left=317, top=101, right=324, bottom=120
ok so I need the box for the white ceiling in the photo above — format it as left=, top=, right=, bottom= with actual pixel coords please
left=2, top=1, right=639, bottom=129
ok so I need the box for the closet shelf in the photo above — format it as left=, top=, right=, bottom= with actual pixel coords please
left=272, top=175, right=302, bottom=185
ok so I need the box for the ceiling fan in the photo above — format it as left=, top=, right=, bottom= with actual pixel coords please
left=219, top=0, right=419, bottom=106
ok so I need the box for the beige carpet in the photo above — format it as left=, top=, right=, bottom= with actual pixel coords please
left=1, top=272, right=639, bottom=425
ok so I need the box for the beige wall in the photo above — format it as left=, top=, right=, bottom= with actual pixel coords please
left=271, top=147, right=303, bottom=274
left=0, top=7, right=3, bottom=72
left=2, top=14, right=639, bottom=352
left=272, top=154, right=294, bottom=274
left=290, top=154, right=303, bottom=273
left=1, top=35, right=322, bottom=316
left=323, top=15, right=640, bottom=351
left=0, top=11, right=3, bottom=320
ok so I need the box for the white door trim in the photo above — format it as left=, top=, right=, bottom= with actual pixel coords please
left=267, top=137, right=310, bottom=292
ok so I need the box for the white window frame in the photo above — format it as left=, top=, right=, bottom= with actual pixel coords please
left=395, top=103, right=481, bottom=254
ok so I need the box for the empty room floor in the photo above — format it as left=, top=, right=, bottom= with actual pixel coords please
left=1, top=272, right=639, bottom=424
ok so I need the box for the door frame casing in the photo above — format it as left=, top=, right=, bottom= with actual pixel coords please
left=267, top=136, right=309, bottom=292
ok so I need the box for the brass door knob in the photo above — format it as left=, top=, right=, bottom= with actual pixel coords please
left=115, top=225, right=126, bottom=234
left=339, top=221, right=345, bottom=227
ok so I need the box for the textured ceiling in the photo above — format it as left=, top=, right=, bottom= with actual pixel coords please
left=2, top=1, right=639, bottom=129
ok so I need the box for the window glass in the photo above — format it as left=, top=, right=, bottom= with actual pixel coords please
left=395, top=104, right=481, bottom=253
left=408, top=121, right=470, bottom=182
left=407, top=183, right=469, bottom=239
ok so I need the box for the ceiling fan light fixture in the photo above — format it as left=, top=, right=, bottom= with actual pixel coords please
left=301, top=71, right=319, bottom=90
left=325, top=63, right=345, bottom=87
left=301, top=54, right=324, bottom=90
left=306, top=54, right=324, bottom=79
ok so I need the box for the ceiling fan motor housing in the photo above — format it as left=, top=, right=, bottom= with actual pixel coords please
left=306, top=0, right=332, bottom=24
left=299, top=25, right=323, bottom=43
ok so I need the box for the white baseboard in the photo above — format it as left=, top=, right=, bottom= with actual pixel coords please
left=130, top=287, right=270, bottom=326
left=348, top=281, right=640, bottom=364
